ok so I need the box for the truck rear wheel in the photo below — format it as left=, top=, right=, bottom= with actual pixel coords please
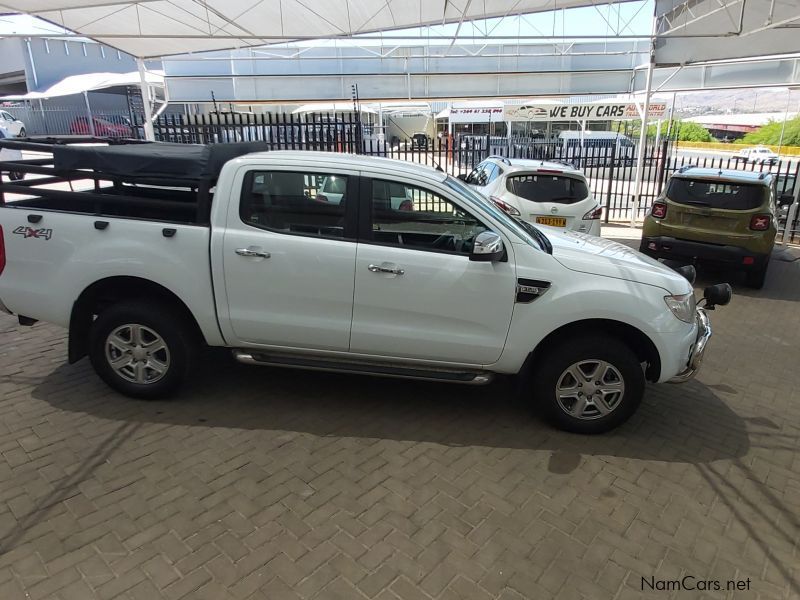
left=89, top=301, right=195, bottom=399
left=532, top=336, right=644, bottom=434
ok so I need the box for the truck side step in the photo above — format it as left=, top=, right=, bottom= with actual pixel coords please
left=232, top=350, right=493, bottom=385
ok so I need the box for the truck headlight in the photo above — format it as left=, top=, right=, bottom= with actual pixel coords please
left=664, top=293, right=696, bottom=323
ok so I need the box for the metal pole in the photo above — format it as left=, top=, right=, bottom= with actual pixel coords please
left=654, top=118, right=662, bottom=150
left=780, top=171, right=800, bottom=244
left=631, top=25, right=656, bottom=228
left=777, top=89, right=791, bottom=157
left=137, top=58, right=155, bottom=141
left=82, top=91, right=96, bottom=137
left=665, top=91, right=677, bottom=139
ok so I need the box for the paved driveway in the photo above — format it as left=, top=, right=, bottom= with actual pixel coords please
left=0, top=237, right=799, bottom=600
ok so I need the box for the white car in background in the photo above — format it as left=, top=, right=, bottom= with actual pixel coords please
left=734, top=146, right=778, bottom=165
left=0, top=110, right=25, bottom=137
left=462, top=156, right=603, bottom=236
left=0, top=122, right=24, bottom=181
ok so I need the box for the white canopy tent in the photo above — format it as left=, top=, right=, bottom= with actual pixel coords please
left=0, top=0, right=639, bottom=59
left=0, top=70, right=164, bottom=100
left=292, top=103, right=377, bottom=115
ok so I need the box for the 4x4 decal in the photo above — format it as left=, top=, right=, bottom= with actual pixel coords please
left=13, top=226, right=53, bottom=240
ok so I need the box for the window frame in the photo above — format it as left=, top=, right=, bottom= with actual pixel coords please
left=464, top=161, right=487, bottom=186
left=238, top=168, right=360, bottom=242
left=357, top=175, right=491, bottom=257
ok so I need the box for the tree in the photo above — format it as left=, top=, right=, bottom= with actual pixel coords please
left=737, top=116, right=800, bottom=146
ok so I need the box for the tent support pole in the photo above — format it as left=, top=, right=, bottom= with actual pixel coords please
left=82, top=91, right=95, bottom=137
left=631, top=18, right=656, bottom=228
left=138, top=58, right=155, bottom=141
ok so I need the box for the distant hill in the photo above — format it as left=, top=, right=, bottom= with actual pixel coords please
left=672, top=88, right=798, bottom=118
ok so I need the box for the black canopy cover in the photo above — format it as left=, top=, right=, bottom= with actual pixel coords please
left=53, top=141, right=269, bottom=181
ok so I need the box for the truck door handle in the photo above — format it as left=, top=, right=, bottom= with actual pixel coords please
left=235, top=248, right=270, bottom=259
left=368, top=263, right=404, bottom=275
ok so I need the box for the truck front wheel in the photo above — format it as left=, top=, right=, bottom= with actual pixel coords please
left=532, top=336, right=644, bottom=434
left=89, top=301, right=195, bottom=399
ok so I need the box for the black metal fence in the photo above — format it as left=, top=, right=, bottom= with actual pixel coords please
left=142, top=111, right=800, bottom=240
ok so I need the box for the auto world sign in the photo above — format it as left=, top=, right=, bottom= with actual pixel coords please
left=504, top=102, right=668, bottom=122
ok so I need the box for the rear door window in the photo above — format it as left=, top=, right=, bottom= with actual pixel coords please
left=240, top=170, right=352, bottom=239
left=667, top=178, right=764, bottom=210
left=505, top=174, right=589, bottom=204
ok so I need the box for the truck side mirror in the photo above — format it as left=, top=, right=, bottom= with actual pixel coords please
left=470, top=231, right=505, bottom=262
left=456, top=173, right=468, bottom=182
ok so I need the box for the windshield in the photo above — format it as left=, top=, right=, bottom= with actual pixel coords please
left=667, top=178, right=764, bottom=210
left=506, top=173, right=589, bottom=204
left=445, top=176, right=547, bottom=251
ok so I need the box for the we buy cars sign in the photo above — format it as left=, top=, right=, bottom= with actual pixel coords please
left=504, top=102, right=668, bottom=122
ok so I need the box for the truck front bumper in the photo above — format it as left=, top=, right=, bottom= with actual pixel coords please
left=669, top=308, right=711, bottom=383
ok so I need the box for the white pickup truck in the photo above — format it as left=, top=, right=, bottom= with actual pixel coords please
left=0, top=139, right=730, bottom=433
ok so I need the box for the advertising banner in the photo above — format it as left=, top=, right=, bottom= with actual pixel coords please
left=448, top=106, right=506, bottom=123
left=504, top=101, right=668, bottom=122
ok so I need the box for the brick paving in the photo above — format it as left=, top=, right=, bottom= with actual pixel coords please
left=1, top=237, right=799, bottom=599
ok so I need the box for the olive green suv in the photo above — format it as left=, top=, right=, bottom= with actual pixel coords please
left=640, top=167, right=780, bottom=289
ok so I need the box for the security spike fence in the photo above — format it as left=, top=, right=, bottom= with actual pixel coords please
left=4, top=104, right=797, bottom=241
left=3, top=104, right=139, bottom=138
left=142, top=111, right=800, bottom=242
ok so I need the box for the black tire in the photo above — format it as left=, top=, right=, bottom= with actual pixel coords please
left=8, top=171, right=24, bottom=181
left=744, top=261, right=769, bottom=289
left=18, top=128, right=25, bottom=138
left=89, top=300, right=196, bottom=399
left=531, top=335, right=645, bottom=434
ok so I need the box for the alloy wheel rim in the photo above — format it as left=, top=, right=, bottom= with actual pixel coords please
left=105, top=324, right=170, bottom=385
left=556, top=359, right=625, bottom=420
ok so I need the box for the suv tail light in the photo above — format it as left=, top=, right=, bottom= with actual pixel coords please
left=749, top=214, right=771, bottom=231
left=0, top=226, right=5, bottom=276
left=582, top=205, right=602, bottom=220
left=651, top=201, right=667, bottom=219
left=490, top=196, right=521, bottom=216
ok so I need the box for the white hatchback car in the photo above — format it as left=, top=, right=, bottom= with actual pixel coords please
left=462, top=156, right=602, bottom=236
left=0, top=110, right=25, bottom=137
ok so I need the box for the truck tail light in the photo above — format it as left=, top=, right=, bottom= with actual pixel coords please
left=490, top=196, right=521, bottom=216
left=749, top=214, right=771, bottom=231
left=0, top=226, right=5, bottom=276
left=582, top=205, right=602, bottom=220
left=651, top=202, right=667, bottom=219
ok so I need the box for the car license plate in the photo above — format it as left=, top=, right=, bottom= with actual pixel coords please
left=535, top=216, right=566, bottom=227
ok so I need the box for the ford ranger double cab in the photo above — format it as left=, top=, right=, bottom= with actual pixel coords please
left=0, top=138, right=730, bottom=434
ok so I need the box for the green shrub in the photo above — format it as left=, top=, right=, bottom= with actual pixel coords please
left=737, top=116, right=800, bottom=146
